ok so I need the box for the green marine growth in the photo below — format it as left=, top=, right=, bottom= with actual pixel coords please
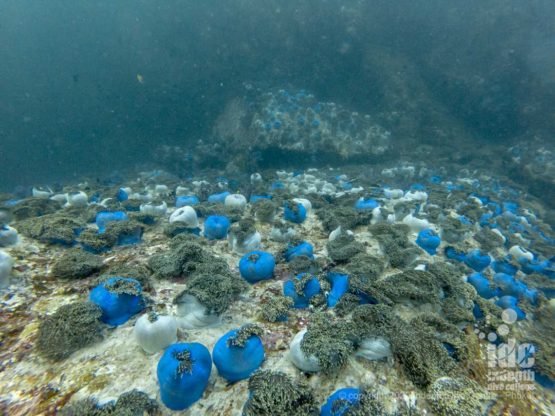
left=17, top=214, right=84, bottom=245
left=317, top=205, right=372, bottom=233
left=77, top=221, right=144, bottom=252
left=228, top=324, right=264, bottom=348
left=428, top=377, right=491, bottom=416
left=102, top=264, right=154, bottom=292
left=253, top=199, right=276, bottom=223
left=326, top=233, right=365, bottom=263
left=473, top=227, right=505, bottom=252
left=288, top=255, right=320, bottom=275
left=11, top=198, right=61, bottom=221
left=294, top=273, right=317, bottom=297
left=260, top=295, right=293, bottom=323
left=51, top=248, right=104, bottom=279
left=148, top=237, right=225, bottom=279
left=229, top=218, right=257, bottom=245
left=440, top=216, right=471, bottom=244
left=242, top=370, right=318, bottom=416
left=300, top=312, right=355, bottom=374
left=346, top=263, right=477, bottom=325
left=195, top=202, right=243, bottom=222
left=174, top=270, right=248, bottom=315
left=368, top=223, right=419, bottom=269
left=345, top=253, right=384, bottom=285
left=37, top=301, right=103, bottom=361
left=78, top=228, right=117, bottom=252
left=342, top=391, right=388, bottom=416
left=103, top=277, right=141, bottom=296
left=60, top=389, right=160, bottom=416
left=350, top=304, right=459, bottom=388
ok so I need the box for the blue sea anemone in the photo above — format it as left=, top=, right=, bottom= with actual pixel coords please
left=444, top=246, right=466, bottom=262
left=284, top=201, right=307, bottom=224
left=519, top=258, right=551, bottom=276
left=326, top=272, right=349, bottom=307
left=491, top=259, right=518, bottom=275
left=464, top=249, right=491, bottom=272
left=116, top=188, right=129, bottom=202
left=321, top=387, right=361, bottom=416
left=494, top=273, right=538, bottom=304
left=354, top=197, right=379, bottom=211
left=89, top=277, right=144, bottom=326
left=283, top=273, right=321, bottom=308
left=157, top=342, right=212, bottom=410
left=496, top=296, right=526, bottom=320
left=213, top=324, right=265, bottom=382
left=208, top=191, right=230, bottom=204
left=284, top=241, right=314, bottom=262
left=416, top=228, right=441, bottom=255
left=467, top=272, right=499, bottom=299
left=176, top=195, right=199, bottom=207
left=204, top=215, right=231, bottom=240
left=96, top=211, right=129, bottom=233
left=239, top=250, right=275, bottom=283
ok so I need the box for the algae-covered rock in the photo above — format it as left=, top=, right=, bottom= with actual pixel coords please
left=351, top=304, right=458, bottom=388
left=457, top=200, right=485, bottom=223
left=60, top=389, right=160, bottom=416
left=174, top=264, right=247, bottom=315
left=299, top=312, right=355, bottom=374
left=110, top=389, right=160, bottom=415
left=473, top=227, right=504, bottom=252
left=345, top=253, right=385, bottom=286
left=59, top=398, right=101, bottom=416
left=326, top=233, right=365, bottom=263
left=368, top=223, right=411, bottom=240
left=253, top=199, right=276, bottom=223
left=317, top=206, right=373, bottom=233
left=334, top=292, right=364, bottom=317
left=428, top=377, right=491, bottom=416
left=78, top=228, right=117, bottom=253
left=148, top=237, right=221, bottom=279
left=369, top=223, right=419, bottom=269
left=427, top=262, right=476, bottom=324
left=372, top=270, right=442, bottom=306
left=195, top=202, right=244, bottom=222
left=37, top=301, right=103, bottom=361
left=78, top=221, right=143, bottom=253
left=260, top=294, right=293, bottom=323
left=11, top=198, right=61, bottom=221
left=242, top=370, right=318, bottom=416
left=105, top=220, right=144, bottom=246
left=51, top=248, right=104, bottom=279
left=17, top=214, right=83, bottom=245
left=163, top=222, right=200, bottom=238
left=288, top=255, right=320, bottom=275
left=98, top=263, right=153, bottom=292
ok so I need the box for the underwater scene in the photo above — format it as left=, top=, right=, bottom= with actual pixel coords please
left=1, top=1, right=554, bottom=415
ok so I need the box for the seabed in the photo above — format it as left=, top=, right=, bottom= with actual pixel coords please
left=0, top=161, right=553, bottom=416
